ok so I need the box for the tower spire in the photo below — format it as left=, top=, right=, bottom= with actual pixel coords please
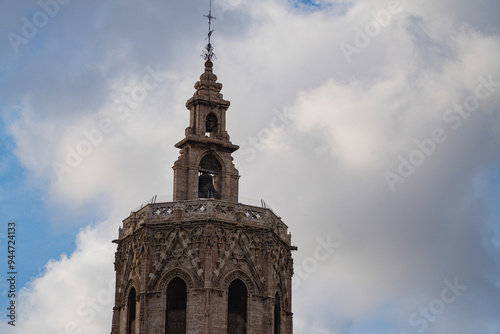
left=202, top=0, right=217, bottom=61
left=111, top=4, right=295, bottom=333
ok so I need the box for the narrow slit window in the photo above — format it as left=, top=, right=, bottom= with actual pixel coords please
left=166, top=277, right=187, bottom=334
left=274, top=292, right=281, bottom=334
left=227, top=279, right=247, bottom=334
left=127, top=287, right=136, bottom=334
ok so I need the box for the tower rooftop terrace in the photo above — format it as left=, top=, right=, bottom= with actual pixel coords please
left=119, top=198, right=293, bottom=246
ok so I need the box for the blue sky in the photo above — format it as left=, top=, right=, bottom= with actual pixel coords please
left=0, top=120, right=73, bottom=282
left=1, top=0, right=500, bottom=333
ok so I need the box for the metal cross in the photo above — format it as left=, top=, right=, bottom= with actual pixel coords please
left=202, top=0, right=217, bottom=61
left=204, top=0, right=216, bottom=45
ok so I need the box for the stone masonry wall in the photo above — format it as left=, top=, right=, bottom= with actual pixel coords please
left=111, top=199, right=294, bottom=334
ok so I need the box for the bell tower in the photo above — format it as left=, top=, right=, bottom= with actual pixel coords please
left=172, top=59, right=240, bottom=203
left=111, top=3, right=295, bottom=334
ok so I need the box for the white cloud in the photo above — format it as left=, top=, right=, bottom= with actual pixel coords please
left=1, top=0, right=500, bottom=333
left=7, top=221, right=116, bottom=334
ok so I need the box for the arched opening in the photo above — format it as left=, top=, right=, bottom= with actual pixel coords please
left=198, top=155, right=221, bottom=199
left=127, top=287, right=136, bottom=334
left=205, top=112, right=218, bottom=137
left=165, top=277, right=187, bottom=334
left=227, top=279, right=247, bottom=334
left=274, top=292, right=281, bottom=334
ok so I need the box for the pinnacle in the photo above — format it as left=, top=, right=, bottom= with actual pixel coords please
left=194, top=61, right=222, bottom=94
left=204, top=60, right=213, bottom=71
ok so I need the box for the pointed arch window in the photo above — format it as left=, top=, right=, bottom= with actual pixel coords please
left=127, top=287, right=136, bottom=334
left=274, top=292, right=281, bottom=334
left=227, top=279, right=247, bottom=334
left=166, top=277, right=187, bottom=334
left=198, top=155, right=221, bottom=199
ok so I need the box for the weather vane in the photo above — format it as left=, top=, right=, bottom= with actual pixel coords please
left=202, top=0, right=217, bottom=61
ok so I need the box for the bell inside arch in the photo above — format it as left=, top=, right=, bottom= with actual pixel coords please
left=198, top=172, right=219, bottom=199
left=205, top=113, right=218, bottom=133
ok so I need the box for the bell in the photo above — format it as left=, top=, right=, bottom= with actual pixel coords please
left=206, top=120, right=215, bottom=133
left=198, top=173, right=219, bottom=198
left=205, top=113, right=218, bottom=133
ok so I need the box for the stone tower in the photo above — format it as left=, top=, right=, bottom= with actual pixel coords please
left=110, top=10, right=295, bottom=334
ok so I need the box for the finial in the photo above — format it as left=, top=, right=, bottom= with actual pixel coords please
left=202, top=0, right=217, bottom=61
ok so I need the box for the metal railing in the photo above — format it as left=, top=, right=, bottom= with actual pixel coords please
left=131, top=195, right=274, bottom=215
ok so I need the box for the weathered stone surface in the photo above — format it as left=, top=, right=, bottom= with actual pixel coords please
left=111, top=61, right=295, bottom=334
left=111, top=200, right=294, bottom=333
left=173, top=61, right=239, bottom=203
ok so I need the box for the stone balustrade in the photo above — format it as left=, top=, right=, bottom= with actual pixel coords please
left=120, top=199, right=291, bottom=244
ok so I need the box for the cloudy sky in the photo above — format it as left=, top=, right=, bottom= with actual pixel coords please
left=1, top=0, right=500, bottom=333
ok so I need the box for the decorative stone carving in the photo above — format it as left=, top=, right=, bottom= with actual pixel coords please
left=111, top=59, right=295, bottom=334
